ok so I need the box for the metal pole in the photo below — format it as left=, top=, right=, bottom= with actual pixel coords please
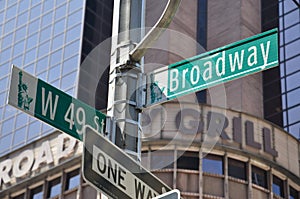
left=107, top=0, right=143, bottom=160
left=107, top=0, right=181, bottom=160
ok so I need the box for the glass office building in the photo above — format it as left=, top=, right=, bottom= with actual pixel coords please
left=263, top=0, right=300, bottom=138
left=0, top=0, right=113, bottom=156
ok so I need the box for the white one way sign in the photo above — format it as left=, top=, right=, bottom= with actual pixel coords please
left=82, top=127, right=171, bottom=199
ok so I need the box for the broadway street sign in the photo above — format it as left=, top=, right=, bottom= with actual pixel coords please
left=82, top=127, right=171, bottom=199
left=148, top=28, right=278, bottom=106
left=8, top=65, right=106, bottom=140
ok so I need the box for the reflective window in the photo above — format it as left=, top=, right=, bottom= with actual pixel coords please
left=27, top=121, right=40, bottom=140
left=30, top=186, right=43, bottom=199
left=64, top=41, right=79, bottom=59
left=15, top=113, right=28, bottom=129
left=286, top=39, right=300, bottom=59
left=19, top=0, right=29, bottom=13
left=17, top=11, right=28, bottom=27
left=40, top=26, right=52, bottom=43
left=15, top=26, right=27, bottom=42
left=1, top=117, right=14, bottom=135
left=0, top=48, right=11, bottom=64
left=2, top=32, right=13, bottom=47
left=66, top=25, right=81, bottom=43
left=283, top=0, right=298, bottom=13
left=31, top=0, right=40, bottom=7
left=284, top=10, right=299, bottom=28
left=0, top=62, right=10, bottom=77
left=29, top=4, right=41, bottom=20
left=288, top=106, right=300, bottom=124
left=289, top=122, right=300, bottom=138
left=43, top=0, right=54, bottom=12
left=4, top=18, right=15, bottom=34
left=27, top=33, right=39, bottom=50
left=290, top=186, right=299, bottom=199
left=55, top=4, right=67, bottom=20
left=0, top=133, right=12, bottom=154
left=52, top=34, right=64, bottom=51
left=4, top=105, right=17, bottom=118
left=0, top=0, right=85, bottom=157
left=0, top=92, right=6, bottom=106
left=24, top=48, right=36, bottom=64
left=286, top=56, right=300, bottom=75
left=65, top=169, right=80, bottom=190
left=272, top=175, right=284, bottom=197
left=285, top=24, right=300, bottom=43
left=48, top=64, right=61, bottom=82
left=13, top=127, right=27, bottom=146
left=252, top=166, right=267, bottom=188
left=50, top=50, right=62, bottom=66
left=41, top=12, right=53, bottom=28
left=61, top=71, right=77, bottom=90
left=228, top=158, right=247, bottom=180
left=286, top=72, right=300, bottom=91
left=0, top=77, right=8, bottom=91
left=0, top=12, right=3, bottom=23
left=24, top=64, right=34, bottom=74
left=6, top=4, right=17, bottom=20
left=67, top=10, right=82, bottom=28
left=69, top=1, right=83, bottom=13
left=287, top=89, right=300, bottom=107
left=36, top=56, right=49, bottom=73
left=28, top=19, right=40, bottom=35
left=38, top=41, right=50, bottom=57
left=53, top=19, right=65, bottom=36
left=202, top=155, right=223, bottom=175
left=62, top=56, right=78, bottom=75
left=47, top=177, right=61, bottom=198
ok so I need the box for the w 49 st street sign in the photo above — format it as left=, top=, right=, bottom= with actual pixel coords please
left=8, top=65, right=106, bottom=140
left=148, top=29, right=278, bottom=106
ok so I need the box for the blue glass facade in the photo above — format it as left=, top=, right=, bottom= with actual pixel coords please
left=278, top=0, right=300, bottom=138
left=0, top=0, right=85, bottom=155
left=263, top=0, right=300, bottom=139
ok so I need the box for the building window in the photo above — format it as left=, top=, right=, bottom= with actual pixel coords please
left=150, top=150, right=174, bottom=170
left=65, top=169, right=80, bottom=191
left=177, top=151, right=199, bottom=170
left=228, top=158, right=246, bottom=180
left=272, top=175, right=284, bottom=197
left=30, top=185, right=43, bottom=199
left=251, top=166, right=268, bottom=188
left=47, top=177, right=61, bottom=198
left=202, top=155, right=223, bottom=175
left=290, top=186, right=299, bottom=199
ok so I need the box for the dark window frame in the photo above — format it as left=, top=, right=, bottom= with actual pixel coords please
left=272, top=175, right=285, bottom=197
left=251, top=165, right=268, bottom=189
left=228, top=158, right=247, bottom=181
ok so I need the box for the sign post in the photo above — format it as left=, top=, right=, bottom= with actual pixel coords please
left=82, top=127, right=171, bottom=199
left=147, top=28, right=278, bottom=106
left=8, top=65, right=106, bottom=141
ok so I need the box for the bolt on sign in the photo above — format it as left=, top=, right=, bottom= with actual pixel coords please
left=148, top=28, right=278, bottom=106
left=8, top=65, right=106, bottom=140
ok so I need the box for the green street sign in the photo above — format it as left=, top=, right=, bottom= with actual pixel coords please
left=148, top=28, right=279, bottom=106
left=8, top=65, right=106, bottom=141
